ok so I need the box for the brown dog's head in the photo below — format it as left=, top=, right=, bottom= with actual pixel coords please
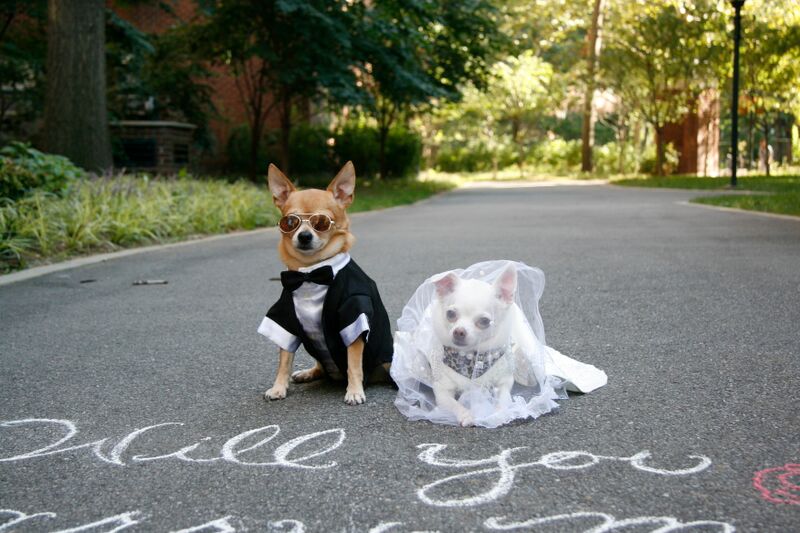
left=267, top=161, right=356, bottom=270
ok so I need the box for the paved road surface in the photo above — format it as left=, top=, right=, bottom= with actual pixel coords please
left=1, top=184, right=798, bottom=532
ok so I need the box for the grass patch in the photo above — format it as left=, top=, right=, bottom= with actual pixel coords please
left=693, top=193, right=800, bottom=217
left=1, top=174, right=455, bottom=273
left=613, top=175, right=800, bottom=217
left=426, top=168, right=607, bottom=183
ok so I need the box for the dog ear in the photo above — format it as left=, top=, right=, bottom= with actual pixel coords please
left=495, top=264, right=517, bottom=303
left=267, top=164, right=295, bottom=209
left=327, top=161, right=356, bottom=207
left=434, top=273, right=459, bottom=299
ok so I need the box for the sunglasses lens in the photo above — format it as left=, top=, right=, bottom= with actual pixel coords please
left=310, top=214, right=332, bottom=232
left=279, top=215, right=300, bottom=233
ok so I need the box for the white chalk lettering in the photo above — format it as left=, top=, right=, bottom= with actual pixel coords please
left=0, top=509, right=57, bottom=531
left=267, top=519, right=305, bottom=532
left=0, top=419, right=345, bottom=470
left=484, top=511, right=735, bottom=532
left=51, top=511, right=145, bottom=532
left=171, top=516, right=235, bottom=533
left=0, top=509, right=737, bottom=533
left=416, top=444, right=713, bottom=507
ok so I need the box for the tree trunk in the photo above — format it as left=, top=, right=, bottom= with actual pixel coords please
left=43, top=0, right=111, bottom=172
left=763, top=117, right=771, bottom=177
left=279, top=93, right=291, bottom=174
left=378, top=126, right=388, bottom=180
left=580, top=0, right=604, bottom=173
left=249, top=119, right=262, bottom=181
left=655, top=126, right=665, bottom=176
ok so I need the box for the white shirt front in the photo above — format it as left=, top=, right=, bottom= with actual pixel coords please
left=258, top=252, right=370, bottom=380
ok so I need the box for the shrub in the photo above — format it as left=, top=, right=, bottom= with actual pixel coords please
left=288, top=124, right=332, bottom=176
left=0, top=142, right=86, bottom=200
left=528, top=139, right=582, bottom=171
left=639, top=142, right=679, bottom=175
left=594, top=141, right=638, bottom=175
left=225, top=125, right=279, bottom=177
left=384, top=127, right=422, bottom=178
left=334, top=124, right=380, bottom=177
left=434, top=142, right=515, bottom=173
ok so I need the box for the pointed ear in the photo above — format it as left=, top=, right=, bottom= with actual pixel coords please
left=434, top=273, right=459, bottom=299
left=267, top=164, right=295, bottom=210
left=495, top=265, right=517, bottom=304
left=327, top=161, right=356, bottom=207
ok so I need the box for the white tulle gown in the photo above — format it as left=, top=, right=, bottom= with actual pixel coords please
left=391, top=260, right=607, bottom=428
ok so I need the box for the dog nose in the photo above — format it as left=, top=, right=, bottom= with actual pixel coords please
left=453, top=327, right=467, bottom=341
left=297, top=231, right=313, bottom=245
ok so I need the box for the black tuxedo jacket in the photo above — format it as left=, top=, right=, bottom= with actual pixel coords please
left=265, top=259, right=393, bottom=378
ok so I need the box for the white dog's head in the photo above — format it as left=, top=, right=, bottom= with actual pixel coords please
left=431, top=264, right=517, bottom=351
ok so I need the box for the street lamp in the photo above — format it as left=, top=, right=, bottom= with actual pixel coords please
left=730, top=0, right=745, bottom=187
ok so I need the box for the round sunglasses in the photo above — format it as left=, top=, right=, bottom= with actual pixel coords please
left=278, top=213, right=336, bottom=233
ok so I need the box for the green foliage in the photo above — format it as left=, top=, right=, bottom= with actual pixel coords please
left=334, top=125, right=380, bottom=178
left=695, top=192, right=800, bottom=216
left=0, top=142, right=86, bottom=200
left=594, top=141, right=638, bottom=175
left=615, top=174, right=800, bottom=217
left=434, top=142, right=516, bottom=173
left=528, top=139, right=582, bottom=171
left=289, top=125, right=332, bottom=176
left=0, top=172, right=453, bottom=272
left=333, top=125, right=421, bottom=179
left=0, top=0, right=47, bottom=143
left=0, top=175, right=279, bottom=271
left=384, top=128, right=422, bottom=179
left=639, top=143, right=679, bottom=176
left=106, top=9, right=215, bottom=148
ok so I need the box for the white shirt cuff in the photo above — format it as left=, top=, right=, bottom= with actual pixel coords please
left=258, top=316, right=301, bottom=352
left=339, top=313, right=370, bottom=346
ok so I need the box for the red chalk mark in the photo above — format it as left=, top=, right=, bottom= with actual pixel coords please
left=753, top=463, right=800, bottom=505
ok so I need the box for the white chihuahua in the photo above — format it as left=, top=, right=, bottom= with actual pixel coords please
left=429, top=264, right=540, bottom=426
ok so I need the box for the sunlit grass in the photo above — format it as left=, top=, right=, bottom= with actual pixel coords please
left=613, top=174, right=800, bottom=217
left=423, top=168, right=614, bottom=183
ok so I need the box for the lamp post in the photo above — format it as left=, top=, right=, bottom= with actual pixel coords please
left=730, top=0, right=745, bottom=187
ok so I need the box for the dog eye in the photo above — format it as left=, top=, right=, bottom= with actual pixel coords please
left=475, top=317, right=491, bottom=329
left=446, top=309, right=458, bottom=322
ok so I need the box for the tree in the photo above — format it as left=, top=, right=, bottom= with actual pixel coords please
left=737, top=4, right=800, bottom=174
left=355, top=0, right=503, bottom=179
left=0, top=0, right=47, bottom=144
left=43, top=0, right=112, bottom=171
left=580, top=0, right=605, bottom=172
left=192, top=0, right=361, bottom=177
left=601, top=1, right=726, bottom=175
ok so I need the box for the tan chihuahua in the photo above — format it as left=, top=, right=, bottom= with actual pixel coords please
left=259, top=162, right=393, bottom=405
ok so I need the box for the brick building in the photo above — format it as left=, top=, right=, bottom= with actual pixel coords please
left=112, top=1, right=280, bottom=170
left=661, top=90, right=720, bottom=176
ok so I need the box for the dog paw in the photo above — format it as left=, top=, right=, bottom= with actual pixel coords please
left=458, top=412, right=475, bottom=427
left=264, top=385, right=287, bottom=401
left=292, top=367, right=323, bottom=383
left=344, top=388, right=366, bottom=405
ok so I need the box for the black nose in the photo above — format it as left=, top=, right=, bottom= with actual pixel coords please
left=297, top=231, right=313, bottom=245
left=453, top=327, right=467, bottom=341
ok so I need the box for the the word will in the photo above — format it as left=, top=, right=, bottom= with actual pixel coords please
left=0, top=418, right=345, bottom=470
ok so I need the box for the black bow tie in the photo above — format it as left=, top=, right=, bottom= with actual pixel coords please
left=280, top=265, right=335, bottom=291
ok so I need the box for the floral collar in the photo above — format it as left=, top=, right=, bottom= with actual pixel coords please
left=442, top=345, right=507, bottom=379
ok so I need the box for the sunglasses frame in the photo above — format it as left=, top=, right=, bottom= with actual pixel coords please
left=278, top=212, right=337, bottom=234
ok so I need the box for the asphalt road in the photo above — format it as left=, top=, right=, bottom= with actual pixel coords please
left=1, top=184, right=798, bottom=532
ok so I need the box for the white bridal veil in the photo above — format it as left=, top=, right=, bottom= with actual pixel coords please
left=391, top=260, right=607, bottom=428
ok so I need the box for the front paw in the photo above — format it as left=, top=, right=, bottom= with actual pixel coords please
left=264, top=385, right=287, bottom=400
left=458, top=411, right=475, bottom=427
left=344, top=387, right=366, bottom=405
